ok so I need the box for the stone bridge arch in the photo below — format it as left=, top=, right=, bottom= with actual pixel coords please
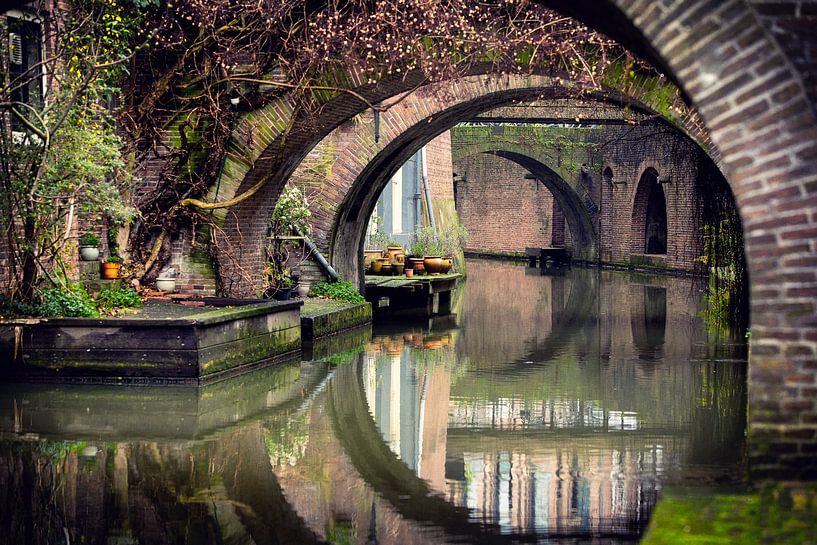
left=201, top=0, right=817, bottom=477
left=456, top=147, right=598, bottom=259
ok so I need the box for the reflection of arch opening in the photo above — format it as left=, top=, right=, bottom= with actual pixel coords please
left=631, top=285, right=667, bottom=361
left=631, top=168, right=667, bottom=255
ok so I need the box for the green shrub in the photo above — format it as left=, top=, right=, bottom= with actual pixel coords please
left=79, top=232, right=100, bottom=247
left=105, top=255, right=123, bottom=264
left=38, top=284, right=98, bottom=318
left=97, top=286, right=142, bottom=312
left=309, top=280, right=364, bottom=304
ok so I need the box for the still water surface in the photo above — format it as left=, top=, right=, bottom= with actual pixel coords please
left=0, top=259, right=747, bottom=544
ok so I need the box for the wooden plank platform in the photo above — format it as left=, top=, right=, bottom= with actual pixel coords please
left=364, top=273, right=461, bottom=317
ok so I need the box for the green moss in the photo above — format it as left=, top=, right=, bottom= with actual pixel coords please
left=642, top=486, right=817, bottom=545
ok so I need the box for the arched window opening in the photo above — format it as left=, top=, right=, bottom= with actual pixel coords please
left=645, top=180, right=667, bottom=254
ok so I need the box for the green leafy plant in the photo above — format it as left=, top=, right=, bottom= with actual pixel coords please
left=97, top=286, right=142, bottom=312
left=409, top=225, right=443, bottom=256
left=365, top=213, right=391, bottom=251
left=265, top=186, right=311, bottom=291
left=79, top=232, right=100, bottom=247
left=309, top=280, right=364, bottom=304
left=439, top=219, right=469, bottom=257
left=105, top=255, right=123, bottom=264
left=37, top=284, right=98, bottom=318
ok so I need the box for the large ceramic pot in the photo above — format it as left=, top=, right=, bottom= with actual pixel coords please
left=440, top=257, right=453, bottom=274
left=386, top=245, right=405, bottom=264
left=423, top=256, right=444, bottom=274
left=393, top=262, right=404, bottom=275
left=156, top=278, right=176, bottom=292
left=101, top=262, right=121, bottom=279
left=79, top=246, right=99, bottom=261
left=408, top=257, right=425, bottom=275
left=381, top=263, right=394, bottom=276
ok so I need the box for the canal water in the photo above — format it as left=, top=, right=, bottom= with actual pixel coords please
left=0, top=259, right=747, bottom=544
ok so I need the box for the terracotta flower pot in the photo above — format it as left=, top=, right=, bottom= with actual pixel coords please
left=405, top=268, right=414, bottom=278
left=386, top=245, right=405, bottom=263
left=423, top=256, right=443, bottom=274
left=101, top=262, right=121, bottom=279
left=440, top=257, right=453, bottom=274
left=408, top=257, right=425, bottom=275
left=363, top=250, right=382, bottom=271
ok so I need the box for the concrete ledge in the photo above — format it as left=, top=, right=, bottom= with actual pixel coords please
left=300, top=300, right=372, bottom=340
left=0, top=298, right=302, bottom=383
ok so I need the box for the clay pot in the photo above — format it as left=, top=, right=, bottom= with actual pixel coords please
left=408, top=257, right=425, bottom=275
left=393, top=262, right=404, bottom=275
left=381, top=263, right=393, bottom=275
left=405, top=268, right=414, bottom=278
left=423, top=256, right=443, bottom=274
left=101, top=262, right=121, bottom=279
left=440, top=257, right=453, bottom=274
left=386, top=245, right=405, bottom=263
left=371, top=258, right=386, bottom=274
left=363, top=250, right=383, bottom=271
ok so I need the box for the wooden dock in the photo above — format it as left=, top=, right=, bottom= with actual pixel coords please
left=525, top=247, right=571, bottom=268
left=364, top=273, right=461, bottom=316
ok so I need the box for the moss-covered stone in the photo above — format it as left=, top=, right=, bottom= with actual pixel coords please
left=641, top=485, right=817, bottom=545
left=300, top=300, right=372, bottom=340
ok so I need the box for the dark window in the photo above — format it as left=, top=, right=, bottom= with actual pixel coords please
left=7, top=15, right=43, bottom=131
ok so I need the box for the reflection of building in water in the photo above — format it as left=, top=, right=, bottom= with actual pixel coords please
left=364, top=347, right=667, bottom=537
left=444, top=443, right=661, bottom=535
left=449, top=397, right=639, bottom=431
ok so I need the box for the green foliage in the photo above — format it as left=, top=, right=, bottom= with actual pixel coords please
left=409, top=225, right=444, bottom=256
left=439, top=218, right=469, bottom=257
left=364, top=213, right=391, bottom=251
left=266, top=186, right=311, bottom=290
left=38, top=284, right=99, bottom=318
left=97, top=286, right=142, bottom=312
left=80, top=232, right=101, bottom=247
left=270, top=186, right=312, bottom=238
left=105, top=255, right=123, bottom=264
left=309, top=280, right=364, bottom=304
left=319, top=346, right=365, bottom=366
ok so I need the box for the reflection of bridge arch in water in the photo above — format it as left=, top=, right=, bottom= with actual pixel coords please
left=0, top=361, right=333, bottom=545
left=327, top=350, right=656, bottom=543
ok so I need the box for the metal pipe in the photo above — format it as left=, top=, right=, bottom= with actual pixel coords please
left=302, top=234, right=339, bottom=282
left=420, top=147, right=436, bottom=231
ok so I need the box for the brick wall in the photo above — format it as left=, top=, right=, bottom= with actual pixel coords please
left=454, top=153, right=554, bottom=254
left=450, top=122, right=710, bottom=272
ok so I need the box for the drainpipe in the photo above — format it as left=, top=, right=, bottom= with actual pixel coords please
left=300, top=232, right=339, bottom=282
left=420, top=147, right=436, bottom=231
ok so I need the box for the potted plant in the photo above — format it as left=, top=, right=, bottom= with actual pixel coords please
left=79, top=232, right=100, bottom=261
left=156, top=277, right=176, bottom=292
left=266, top=186, right=311, bottom=297
left=101, top=255, right=123, bottom=279
left=264, top=266, right=294, bottom=300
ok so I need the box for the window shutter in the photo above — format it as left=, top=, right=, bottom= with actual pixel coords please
left=9, top=32, right=23, bottom=65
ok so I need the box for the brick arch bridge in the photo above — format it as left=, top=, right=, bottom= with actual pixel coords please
left=452, top=145, right=599, bottom=260
left=205, top=1, right=817, bottom=478
left=263, top=75, right=681, bottom=286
